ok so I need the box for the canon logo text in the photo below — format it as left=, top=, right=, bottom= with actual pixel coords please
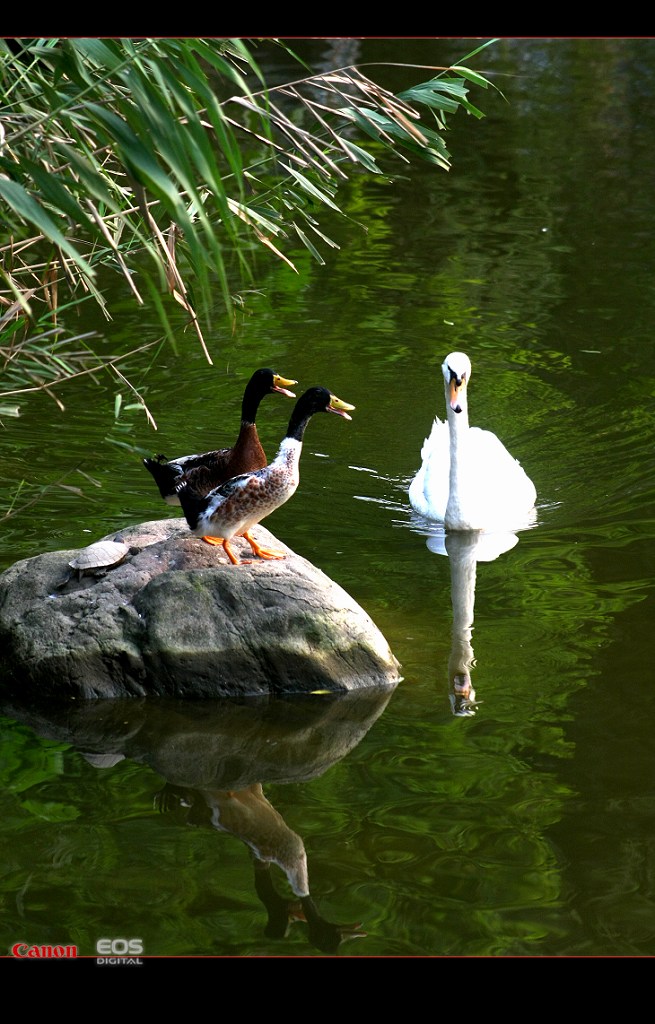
left=12, top=943, right=78, bottom=958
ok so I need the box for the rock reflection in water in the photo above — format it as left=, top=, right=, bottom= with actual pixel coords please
left=1, top=687, right=394, bottom=954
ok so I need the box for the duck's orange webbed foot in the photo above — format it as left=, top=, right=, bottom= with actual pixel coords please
left=244, top=531, right=286, bottom=561
left=223, top=539, right=250, bottom=565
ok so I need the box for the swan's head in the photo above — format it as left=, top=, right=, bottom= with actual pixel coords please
left=442, top=352, right=471, bottom=414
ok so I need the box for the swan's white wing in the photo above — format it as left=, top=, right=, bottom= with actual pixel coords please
left=455, top=427, right=536, bottom=530
left=409, top=421, right=536, bottom=529
left=468, top=428, right=536, bottom=505
left=409, top=353, right=537, bottom=532
left=408, top=417, right=450, bottom=520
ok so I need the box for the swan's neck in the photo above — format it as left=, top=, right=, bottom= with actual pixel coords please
left=445, top=388, right=472, bottom=529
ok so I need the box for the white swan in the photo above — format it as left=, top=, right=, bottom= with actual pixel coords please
left=408, top=352, right=537, bottom=532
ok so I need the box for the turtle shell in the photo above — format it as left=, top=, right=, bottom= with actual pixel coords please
left=68, top=540, right=129, bottom=574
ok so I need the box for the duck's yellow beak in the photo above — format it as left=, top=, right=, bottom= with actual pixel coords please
left=328, top=395, right=355, bottom=420
left=273, top=374, right=298, bottom=398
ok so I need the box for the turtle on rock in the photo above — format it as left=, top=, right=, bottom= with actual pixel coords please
left=58, top=537, right=130, bottom=587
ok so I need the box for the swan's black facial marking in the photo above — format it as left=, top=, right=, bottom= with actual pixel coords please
left=448, top=367, right=467, bottom=388
left=448, top=366, right=466, bottom=413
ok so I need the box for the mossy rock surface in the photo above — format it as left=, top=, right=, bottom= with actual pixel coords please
left=0, top=519, right=401, bottom=699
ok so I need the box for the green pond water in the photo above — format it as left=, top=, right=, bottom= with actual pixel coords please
left=1, top=38, right=655, bottom=958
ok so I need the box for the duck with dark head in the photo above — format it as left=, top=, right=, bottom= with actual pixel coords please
left=143, top=367, right=297, bottom=505
left=176, top=386, right=355, bottom=565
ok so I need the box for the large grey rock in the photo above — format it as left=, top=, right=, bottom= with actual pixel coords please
left=0, top=519, right=400, bottom=699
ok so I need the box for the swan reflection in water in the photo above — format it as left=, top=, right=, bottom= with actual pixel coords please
left=406, top=350, right=539, bottom=713
left=425, top=529, right=521, bottom=717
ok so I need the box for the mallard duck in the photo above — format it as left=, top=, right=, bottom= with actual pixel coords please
left=176, top=386, right=355, bottom=564
left=143, top=368, right=297, bottom=505
left=408, top=352, right=537, bottom=531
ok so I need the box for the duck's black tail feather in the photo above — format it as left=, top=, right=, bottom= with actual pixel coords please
left=175, top=481, right=209, bottom=531
left=143, top=455, right=181, bottom=501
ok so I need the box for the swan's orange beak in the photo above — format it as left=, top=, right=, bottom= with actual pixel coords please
left=449, top=375, right=466, bottom=413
